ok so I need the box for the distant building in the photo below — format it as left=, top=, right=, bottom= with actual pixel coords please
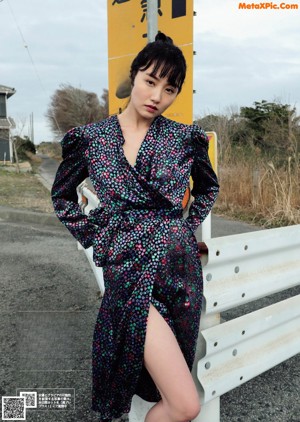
left=0, top=85, right=16, bottom=161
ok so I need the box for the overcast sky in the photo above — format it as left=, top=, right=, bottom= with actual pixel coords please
left=1, top=0, right=299, bottom=143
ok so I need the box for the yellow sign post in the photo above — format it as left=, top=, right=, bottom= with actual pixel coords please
left=107, top=1, right=146, bottom=115
left=107, top=0, right=194, bottom=124
left=107, top=1, right=218, bottom=221
left=206, top=131, right=218, bottom=174
left=157, top=0, right=193, bottom=124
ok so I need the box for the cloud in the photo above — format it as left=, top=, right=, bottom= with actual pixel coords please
left=193, top=0, right=300, bottom=117
left=194, top=0, right=300, bottom=40
left=1, top=0, right=108, bottom=142
left=1, top=0, right=300, bottom=141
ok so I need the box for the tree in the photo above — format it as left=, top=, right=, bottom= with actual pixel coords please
left=46, top=84, right=109, bottom=137
left=195, top=112, right=256, bottom=159
left=240, top=100, right=300, bottom=155
left=13, top=136, right=36, bottom=161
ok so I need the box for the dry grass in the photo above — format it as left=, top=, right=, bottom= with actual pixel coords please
left=24, top=151, right=42, bottom=164
left=0, top=169, right=54, bottom=213
left=216, top=153, right=300, bottom=227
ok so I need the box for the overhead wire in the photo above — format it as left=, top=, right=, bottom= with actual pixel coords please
left=4, top=0, right=63, bottom=137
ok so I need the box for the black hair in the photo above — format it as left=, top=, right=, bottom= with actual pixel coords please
left=130, top=32, right=186, bottom=93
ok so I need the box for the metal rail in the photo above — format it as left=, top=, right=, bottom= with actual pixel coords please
left=76, top=181, right=300, bottom=422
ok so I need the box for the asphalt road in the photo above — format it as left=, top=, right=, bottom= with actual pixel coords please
left=0, top=219, right=101, bottom=421
left=37, top=154, right=60, bottom=191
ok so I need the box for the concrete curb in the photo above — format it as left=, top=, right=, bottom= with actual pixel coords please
left=0, top=205, right=63, bottom=228
left=35, top=173, right=53, bottom=191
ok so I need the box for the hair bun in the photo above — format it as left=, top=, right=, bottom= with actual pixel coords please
left=155, top=32, right=173, bottom=45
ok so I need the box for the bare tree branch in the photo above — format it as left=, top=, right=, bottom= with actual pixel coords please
left=46, top=84, right=109, bottom=137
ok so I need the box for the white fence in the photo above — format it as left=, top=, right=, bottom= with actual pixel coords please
left=77, top=181, right=300, bottom=422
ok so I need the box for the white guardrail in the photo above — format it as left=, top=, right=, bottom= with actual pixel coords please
left=77, top=181, right=300, bottom=422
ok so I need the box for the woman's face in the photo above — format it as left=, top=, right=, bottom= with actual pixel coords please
left=129, top=63, right=179, bottom=120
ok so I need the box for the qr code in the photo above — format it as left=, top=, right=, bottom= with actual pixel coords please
left=1, top=396, right=26, bottom=420
left=20, top=391, right=37, bottom=408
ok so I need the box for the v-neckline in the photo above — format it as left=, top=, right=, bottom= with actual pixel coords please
left=115, top=114, right=158, bottom=169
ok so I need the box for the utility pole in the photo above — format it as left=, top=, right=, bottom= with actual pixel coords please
left=30, top=112, right=34, bottom=143
left=147, top=0, right=158, bottom=42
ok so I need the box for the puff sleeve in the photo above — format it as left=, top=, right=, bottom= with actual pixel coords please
left=51, top=127, right=95, bottom=249
left=185, top=124, right=220, bottom=233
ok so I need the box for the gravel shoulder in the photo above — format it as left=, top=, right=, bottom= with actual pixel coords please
left=0, top=168, right=53, bottom=213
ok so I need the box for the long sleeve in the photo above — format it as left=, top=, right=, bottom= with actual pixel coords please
left=185, top=124, right=220, bottom=233
left=51, top=126, right=95, bottom=249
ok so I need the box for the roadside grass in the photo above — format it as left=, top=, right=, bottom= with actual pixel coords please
left=0, top=168, right=53, bottom=213
left=215, top=153, right=300, bottom=227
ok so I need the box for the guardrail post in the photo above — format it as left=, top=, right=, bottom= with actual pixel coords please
left=191, top=309, right=221, bottom=422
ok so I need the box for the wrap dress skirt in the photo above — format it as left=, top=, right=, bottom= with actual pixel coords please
left=51, top=114, right=219, bottom=421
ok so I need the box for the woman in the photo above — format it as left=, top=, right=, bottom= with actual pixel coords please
left=52, top=33, right=219, bottom=422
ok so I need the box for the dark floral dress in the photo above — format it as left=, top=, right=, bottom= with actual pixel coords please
left=51, top=114, right=219, bottom=422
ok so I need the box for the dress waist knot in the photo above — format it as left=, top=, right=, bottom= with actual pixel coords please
left=88, top=206, right=183, bottom=228
left=88, top=206, right=183, bottom=267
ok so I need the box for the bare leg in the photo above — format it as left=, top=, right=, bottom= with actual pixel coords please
left=144, top=303, right=201, bottom=422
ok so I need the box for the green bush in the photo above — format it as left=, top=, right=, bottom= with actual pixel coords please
left=13, top=136, right=36, bottom=161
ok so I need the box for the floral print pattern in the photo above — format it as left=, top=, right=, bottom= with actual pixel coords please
left=51, top=114, right=219, bottom=421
